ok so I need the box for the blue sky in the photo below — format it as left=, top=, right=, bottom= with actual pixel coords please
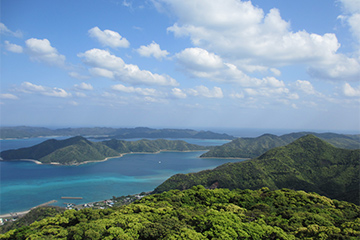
left=1, top=0, right=359, bottom=132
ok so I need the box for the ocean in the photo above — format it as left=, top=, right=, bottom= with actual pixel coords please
left=0, top=137, right=243, bottom=214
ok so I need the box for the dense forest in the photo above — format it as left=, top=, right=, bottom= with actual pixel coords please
left=0, top=136, right=208, bottom=165
left=201, top=132, right=360, bottom=158
left=1, top=187, right=359, bottom=239
left=156, top=135, right=360, bottom=204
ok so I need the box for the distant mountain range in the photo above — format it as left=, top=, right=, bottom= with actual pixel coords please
left=201, top=132, right=360, bottom=158
left=0, top=136, right=208, bottom=165
left=0, top=126, right=235, bottom=140
left=155, top=135, right=360, bottom=204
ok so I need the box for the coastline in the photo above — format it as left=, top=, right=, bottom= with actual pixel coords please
left=0, top=200, right=57, bottom=219
left=0, top=150, right=208, bottom=166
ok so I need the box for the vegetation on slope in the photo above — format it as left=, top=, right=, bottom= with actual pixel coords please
left=201, top=132, right=360, bottom=158
left=0, top=206, right=65, bottom=234
left=0, top=137, right=208, bottom=165
left=155, top=135, right=360, bottom=204
left=1, top=187, right=359, bottom=239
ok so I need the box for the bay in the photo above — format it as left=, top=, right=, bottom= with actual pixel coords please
left=0, top=138, right=243, bottom=214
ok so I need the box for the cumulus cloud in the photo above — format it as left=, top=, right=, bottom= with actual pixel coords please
left=159, top=0, right=339, bottom=64
left=175, top=47, right=288, bottom=91
left=18, top=82, right=71, bottom=98
left=187, top=86, right=223, bottom=98
left=4, top=41, right=23, bottom=53
left=88, top=27, right=130, bottom=48
left=172, top=88, right=187, bottom=98
left=343, top=83, right=360, bottom=97
left=176, top=47, right=223, bottom=71
left=0, top=23, right=22, bottom=38
left=112, top=84, right=160, bottom=97
left=338, top=0, right=360, bottom=56
left=295, top=80, right=316, bottom=95
left=244, top=87, right=297, bottom=99
left=136, top=41, right=169, bottom=60
left=78, top=48, right=178, bottom=86
left=74, top=82, right=93, bottom=91
left=307, top=53, right=360, bottom=81
left=25, top=38, right=66, bottom=67
left=0, top=93, right=19, bottom=100
left=155, top=0, right=360, bottom=81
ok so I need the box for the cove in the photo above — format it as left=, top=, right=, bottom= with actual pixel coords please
left=1, top=149, right=244, bottom=214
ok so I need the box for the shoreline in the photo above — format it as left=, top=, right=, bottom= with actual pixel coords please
left=0, top=200, right=57, bottom=219
left=0, top=150, right=209, bottom=166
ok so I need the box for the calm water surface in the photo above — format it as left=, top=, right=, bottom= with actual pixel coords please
left=0, top=138, right=243, bottom=214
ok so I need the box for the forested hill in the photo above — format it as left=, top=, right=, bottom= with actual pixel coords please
left=201, top=131, right=360, bottom=158
left=0, top=136, right=208, bottom=165
left=2, top=187, right=359, bottom=239
left=0, top=126, right=235, bottom=140
left=155, top=135, right=360, bottom=204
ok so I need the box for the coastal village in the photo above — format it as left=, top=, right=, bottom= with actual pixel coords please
left=0, top=192, right=149, bottom=227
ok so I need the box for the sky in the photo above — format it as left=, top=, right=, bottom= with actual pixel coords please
left=1, top=0, right=360, bottom=132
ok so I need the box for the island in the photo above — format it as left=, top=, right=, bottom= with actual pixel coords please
left=201, top=132, right=360, bottom=158
left=0, top=136, right=209, bottom=165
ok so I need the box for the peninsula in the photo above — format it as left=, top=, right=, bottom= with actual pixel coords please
left=0, top=136, right=209, bottom=165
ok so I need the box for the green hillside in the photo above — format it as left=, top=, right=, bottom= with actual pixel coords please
left=201, top=132, right=360, bottom=158
left=155, top=135, right=360, bottom=204
left=0, top=137, right=208, bottom=165
left=1, top=187, right=359, bottom=239
left=102, top=138, right=208, bottom=153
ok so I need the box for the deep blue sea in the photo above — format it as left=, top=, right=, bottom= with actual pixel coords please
left=0, top=137, right=243, bottom=214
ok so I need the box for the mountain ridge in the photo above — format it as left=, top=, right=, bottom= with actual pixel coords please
left=0, top=126, right=236, bottom=140
left=200, top=131, right=360, bottom=158
left=154, top=135, right=360, bottom=204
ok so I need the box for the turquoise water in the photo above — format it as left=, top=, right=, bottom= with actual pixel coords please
left=0, top=138, right=243, bottom=214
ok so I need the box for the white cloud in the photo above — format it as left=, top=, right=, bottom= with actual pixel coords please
left=307, top=53, right=360, bottom=81
left=340, top=0, right=360, bottom=13
left=74, top=82, right=93, bottom=91
left=270, top=68, right=281, bottom=76
left=89, top=67, right=115, bottom=79
left=0, top=23, right=22, bottom=38
left=68, top=72, right=90, bottom=80
left=171, top=88, right=187, bottom=98
left=136, top=41, right=169, bottom=60
left=343, top=83, right=360, bottom=97
left=4, top=41, right=23, bottom=53
left=78, top=48, right=178, bottom=86
left=18, top=82, right=71, bottom=98
left=338, top=0, right=360, bottom=55
left=176, top=47, right=223, bottom=71
left=75, top=92, right=87, bottom=97
left=175, top=47, right=289, bottom=89
left=0, top=93, right=19, bottom=100
left=160, top=0, right=340, bottom=64
left=112, top=84, right=159, bottom=96
left=155, top=0, right=360, bottom=81
left=244, top=87, right=293, bottom=98
left=187, top=85, right=223, bottom=98
left=229, top=92, right=244, bottom=99
left=88, top=26, right=130, bottom=48
left=295, top=80, right=316, bottom=95
left=25, top=38, right=66, bottom=67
